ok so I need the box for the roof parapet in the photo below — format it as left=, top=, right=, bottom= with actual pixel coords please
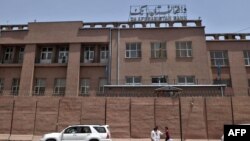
left=0, top=20, right=202, bottom=33
left=81, top=20, right=202, bottom=29
left=0, top=24, right=28, bottom=31
left=206, top=33, right=250, bottom=41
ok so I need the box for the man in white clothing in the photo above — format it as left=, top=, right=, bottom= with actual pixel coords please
left=151, top=126, right=163, bottom=141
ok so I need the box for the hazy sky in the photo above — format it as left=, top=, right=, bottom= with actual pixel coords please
left=0, top=0, right=250, bottom=33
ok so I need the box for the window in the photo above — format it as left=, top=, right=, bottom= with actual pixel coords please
left=3, top=47, right=13, bottom=63
left=210, top=51, right=229, bottom=66
left=126, top=43, right=141, bottom=58
left=100, top=46, right=109, bottom=63
left=84, top=47, right=94, bottom=63
left=11, top=78, right=19, bottom=95
left=244, top=51, right=250, bottom=66
left=58, top=47, right=69, bottom=63
left=94, top=127, right=106, bottom=133
left=80, top=79, right=89, bottom=95
left=152, top=76, right=168, bottom=84
left=126, top=76, right=141, bottom=85
left=213, top=79, right=232, bottom=87
left=151, top=42, right=166, bottom=58
left=64, top=127, right=78, bottom=134
left=99, top=78, right=107, bottom=92
left=18, top=47, right=24, bottom=63
left=177, top=76, right=195, bottom=85
left=81, top=126, right=91, bottom=133
left=0, top=79, right=4, bottom=94
left=54, top=78, right=66, bottom=95
left=34, top=79, right=45, bottom=95
left=40, top=47, right=53, bottom=63
left=176, top=41, right=192, bottom=58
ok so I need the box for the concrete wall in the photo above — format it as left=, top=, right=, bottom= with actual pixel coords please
left=0, top=97, right=249, bottom=140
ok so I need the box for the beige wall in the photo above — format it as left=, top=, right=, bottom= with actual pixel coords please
left=0, top=21, right=250, bottom=96
left=207, top=41, right=250, bottom=96
left=19, top=44, right=36, bottom=96
left=111, top=27, right=212, bottom=84
left=0, top=22, right=109, bottom=44
left=34, top=67, right=67, bottom=96
left=0, top=67, right=22, bottom=95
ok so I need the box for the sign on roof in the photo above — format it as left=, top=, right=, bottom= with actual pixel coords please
left=129, top=5, right=187, bottom=22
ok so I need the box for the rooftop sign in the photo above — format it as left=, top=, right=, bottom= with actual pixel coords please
left=129, top=5, right=187, bottom=22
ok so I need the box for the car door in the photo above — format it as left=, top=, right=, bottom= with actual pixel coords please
left=74, top=126, right=92, bottom=141
left=61, top=126, right=79, bottom=141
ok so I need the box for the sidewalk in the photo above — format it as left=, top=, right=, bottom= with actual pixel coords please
left=0, top=134, right=221, bottom=141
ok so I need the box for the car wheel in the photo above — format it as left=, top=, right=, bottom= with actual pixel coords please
left=46, top=139, right=56, bottom=141
left=89, top=139, right=99, bottom=141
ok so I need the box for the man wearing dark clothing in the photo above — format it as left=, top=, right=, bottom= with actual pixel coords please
left=165, top=126, right=172, bottom=141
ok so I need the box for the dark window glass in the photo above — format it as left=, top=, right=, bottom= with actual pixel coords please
left=94, top=127, right=106, bottom=133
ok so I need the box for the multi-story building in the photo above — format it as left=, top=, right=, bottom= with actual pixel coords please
left=0, top=20, right=249, bottom=97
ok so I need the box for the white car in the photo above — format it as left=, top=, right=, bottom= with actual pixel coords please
left=40, top=125, right=112, bottom=141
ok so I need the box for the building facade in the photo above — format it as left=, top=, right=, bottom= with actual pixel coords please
left=0, top=20, right=249, bottom=97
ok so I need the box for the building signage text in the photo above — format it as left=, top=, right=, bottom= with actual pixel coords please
left=129, top=5, right=187, bottom=22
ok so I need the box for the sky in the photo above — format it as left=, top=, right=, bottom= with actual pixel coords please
left=0, top=0, right=250, bottom=33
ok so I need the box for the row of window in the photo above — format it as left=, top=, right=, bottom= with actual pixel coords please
left=0, top=46, right=109, bottom=64
left=0, top=78, right=107, bottom=96
left=126, top=76, right=196, bottom=85
left=210, top=50, right=250, bottom=66
left=126, top=76, right=232, bottom=87
left=0, top=76, right=234, bottom=96
left=126, top=43, right=250, bottom=67
left=2, top=44, right=250, bottom=66
left=126, top=41, right=192, bottom=58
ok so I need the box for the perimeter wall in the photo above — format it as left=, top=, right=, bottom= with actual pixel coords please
left=0, top=96, right=250, bottom=140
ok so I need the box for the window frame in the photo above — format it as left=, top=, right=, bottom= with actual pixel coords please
left=176, top=41, right=192, bottom=58
left=177, top=76, right=195, bottom=85
left=3, top=47, right=14, bottom=63
left=151, top=76, right=168, bottom=85
left=244, top=50, right=250, bottom=66
left=18, top=47, right=25, bottom=63
left=54, top=78, right=66, bottom=95
left=125, top=43, right=141, bottom=59
left=11, top=78, right=20, bottom=95
left=58, top=47, right=69, bottom=63
left=100, top=46, right=109, bottom=63
left=99, top=78, right=107, bottom=92
left=40, top=47, right=53, bottom=63
left=151, top=42, right=167, bottom=59
left=210, top=51, right=229, bottom=67
left=84, top=47, right=95, bottom=63
left=80, top=79, right=90, bottom=95
left=34, top=78, right=46, bottom=95
left=125, top=76, right=141, bottom=85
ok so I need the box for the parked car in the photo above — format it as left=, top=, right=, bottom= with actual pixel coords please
left=40, top=125, right=111, bottom=141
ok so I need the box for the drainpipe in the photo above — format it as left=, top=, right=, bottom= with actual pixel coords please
left=117, top=28, right=120, bottom=85
left=108, top=28, right=112, bottom=84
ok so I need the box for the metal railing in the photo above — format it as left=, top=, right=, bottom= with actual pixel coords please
left=1, top=86, right=250, bottom=97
